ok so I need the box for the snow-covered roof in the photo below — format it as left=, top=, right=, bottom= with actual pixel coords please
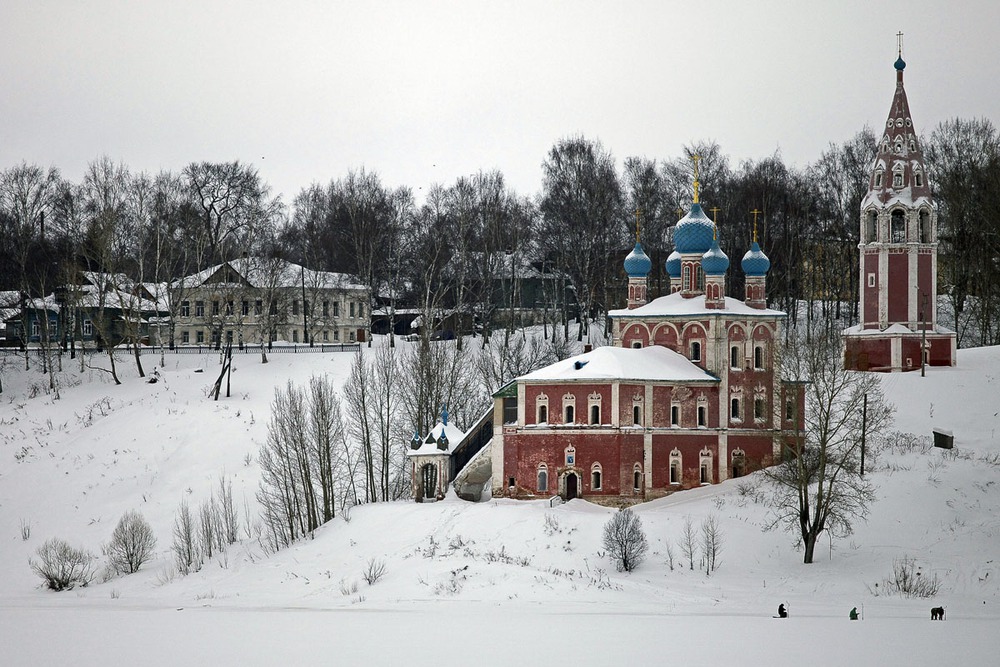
left=518, top=344, right=718, bottom=383
left=407, top=420, right=467, bottom=457
left=608, top=292, right=785, bottom=319
left=176, top=258, right=366, bottom=292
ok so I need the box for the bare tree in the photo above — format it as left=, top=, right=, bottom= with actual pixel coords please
left=764, top=331, right=894, bottom=563
left=602, top=507, right=648, bottom=572
left=104, top=510, right=157, bottom=574
left=680, top=515, right=698, bottom=571
left=701, top=514, right=723, bottom=574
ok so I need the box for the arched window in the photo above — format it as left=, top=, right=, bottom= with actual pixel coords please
left=919, top=210, right=931, bottom=243
left=891, top=210, right=906, bottom=243
left=670, top=404, right=680, bottom=427
left=893, top=172, right=903, bottom=187
left=537, top=465, right=548, bottom=492
left=536, top=393, right=549, bottom=424
left=565, top=405, right=574, bottom=423
left=754, top=397, right=766, bottom=421
left=754, top=345, right=764, bottom=370
left=633, top=465, right=642, bottom=491
left=591, top=463, right=603, bottom=491
left=699, top=449, right=713, bottom=484
left=731, top=449, right=746, bottom=478
left=874, top=171, right=883, bottom=188
left=731, top=345, right=740, bottom=369
left=731, top=397, right=741, bottom=421
left=588, top=392, right=601, bottom=425
left=563, top=393, right=576, bottom=424
left=669, top=448, right=682, bottom=485
left=632, top=404, right=641, bottom=426
left=865, top=210, right=878, bottom=242
left=697, top=405, right=707, bottom=427
left=691, top=341, right=702, bottom=362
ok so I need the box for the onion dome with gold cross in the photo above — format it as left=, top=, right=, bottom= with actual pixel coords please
left=623, top=241, right=652, bottom=277
left=701, top=236, right=729, bottom=276
left=741, top=241, right=770, bottom=276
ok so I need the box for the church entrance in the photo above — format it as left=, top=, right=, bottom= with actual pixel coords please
left=565, top=472, right=578, bottom=500
left=421, top=463, right=438, bottom=500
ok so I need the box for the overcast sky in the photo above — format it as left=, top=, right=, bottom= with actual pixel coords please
left=2, top=0, right=998, bottom=206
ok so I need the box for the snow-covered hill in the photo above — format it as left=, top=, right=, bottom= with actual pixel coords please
left=1, top=341, right=998, bottom=665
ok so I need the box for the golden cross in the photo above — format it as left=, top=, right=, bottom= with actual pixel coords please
left=634, top=208, right=642, bottom=243
left=897, top=31, right=904, bottom=57
left=709, top=207, right=721, bottom=241
left=751, top=209, right=761, bottom=243
left=692, top=154, right=701, bottom=204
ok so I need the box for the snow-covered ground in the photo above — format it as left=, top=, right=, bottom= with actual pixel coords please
left=1, top=340, right=999, bottom=665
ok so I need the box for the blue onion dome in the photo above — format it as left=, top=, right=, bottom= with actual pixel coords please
left=673, top=203, right=716, bottom=254
left=741, top=241, right=771, bottom=276
left=894, top=56, right=906, bottom=71
left=623, top=241, right=652, bottom=277
left=701, top=238, right=729, bottom=276
left=665, top=250, right=682, bottom=278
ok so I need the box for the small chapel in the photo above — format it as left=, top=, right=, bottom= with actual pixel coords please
left=842, top=44, right=957, bottom=371
left=489, top=170, right=806, bottom=503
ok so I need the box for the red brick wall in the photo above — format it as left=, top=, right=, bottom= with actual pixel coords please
left=887, top=251, right=908, bottom=324
left=863, top=252, right=878, bottom=327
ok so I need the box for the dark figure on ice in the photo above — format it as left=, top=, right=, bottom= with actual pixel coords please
left=778, top=603, right=787, bottom=618
left=931, top=606, right=945, bottom=620
left=849, top=607, right=859, bottom=620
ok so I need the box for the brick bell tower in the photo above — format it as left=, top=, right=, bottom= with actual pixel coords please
left=844, top=37, right=957, bottom=371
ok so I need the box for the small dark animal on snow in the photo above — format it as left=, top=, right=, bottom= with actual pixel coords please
left=930, top=606, right=945, bottom=620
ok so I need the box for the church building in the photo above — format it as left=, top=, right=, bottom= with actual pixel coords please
left=843, top=47, right=957, bottom=371
left=490, top=172, right=806, bottom=503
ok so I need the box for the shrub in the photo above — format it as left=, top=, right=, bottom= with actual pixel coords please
left=29, top=538, right=96, bottom=591
left=871, top=556, right=941, bottom=598
left=602, top=507, right=648, bottom=572
left=363, top=557, right=387, bottom=585
left=104, top=510, right=157, bottom=574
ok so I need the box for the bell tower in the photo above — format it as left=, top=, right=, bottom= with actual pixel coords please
left=844, top=37, right=956, bottom=371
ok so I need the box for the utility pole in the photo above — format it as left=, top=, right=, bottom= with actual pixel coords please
left=860, top=392, right=868, bottom=476
left=921, top=292, right=928, bottom=377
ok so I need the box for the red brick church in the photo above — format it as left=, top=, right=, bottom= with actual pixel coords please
left=491, top=175, right=805, bottom=502
left=843, top=47, right=957, bottom=371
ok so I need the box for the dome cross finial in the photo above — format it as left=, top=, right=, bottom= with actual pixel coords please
left=709, top=207, right=721, bottom=240
left=897, top=30, right=904, bottom=58
left=751, top=208, right=761, bottom=243
left=692, top=154, right=701, bottom=204
left=634, top=208, right=642, bottom=243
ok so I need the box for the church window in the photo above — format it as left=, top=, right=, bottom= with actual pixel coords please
left=671, top=404, right=680, bottom=427
left=631, top=341, right=642, bottom=349
left=909, top=140, right=916, bottom=152
left=895, top=142, right=903, bottom=153
left=785, top=398, right=795, bottom=421
left=696, top=266, right=705, bottom=291
left=682, top=266, right=691, bottom=291
left=690, top=341, right=702, bottom=362
left=670, top=449, right=682, bottom=485
left=633, top=465, right=642, bottom=492
left=731, top=397, right=742, bottom=421
left=915, top=172, right=923, bottom=187
left=865, top=211, right=877, bottom=242
left=891, top=210, right=906, bottom=243
left=732, top=449, right=746, bottom=478
left=591, top=463, right=603, bottom=491
left=537, top=465, right=548, bottom=492
left=633, top=404, right=642, bottom=426
left=905, top=118, right=912, bottom=127
left=536, top=394, right=549, bottom=424
left=868, top=273, right=876, bottom=288
left=503, top=397, right=517, bottom=425
left=563, top=393, right=576, bottom=424
left=893, top=172, right=903, bottom=188
left=731, top=345, right=741, bottom=369
left=697, top=405, right=707, bottom=427
left=588, top=392, right=601, bottom=425
left=874, top=172, right=883, bottom=188
left=754, top=346, right=764, bottom=370
left=754, top=397, right=766, bottom=421
left=699, top=449, right=713, bottom=484
left=919, top=210, right=931, bottom=243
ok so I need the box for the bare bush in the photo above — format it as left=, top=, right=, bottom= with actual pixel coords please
left=29, top=538, right=96, bottom=591
left=701, top=514, right=723, bottom=574
left=602, top=507, right=648, bottom=572
left=172, top=500, right=201, bottom=575
left=870, top=556, right=942, bottom=598
left=680, top=516, right=698, bottom=571
left=104, top=510, right=157, bottom=574
left=363, top=557, right=387, bottom=585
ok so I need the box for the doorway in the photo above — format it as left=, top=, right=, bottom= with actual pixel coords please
left=565, top=472, right=578, bottom=500
left=421, top=463, right=437, bottom=500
